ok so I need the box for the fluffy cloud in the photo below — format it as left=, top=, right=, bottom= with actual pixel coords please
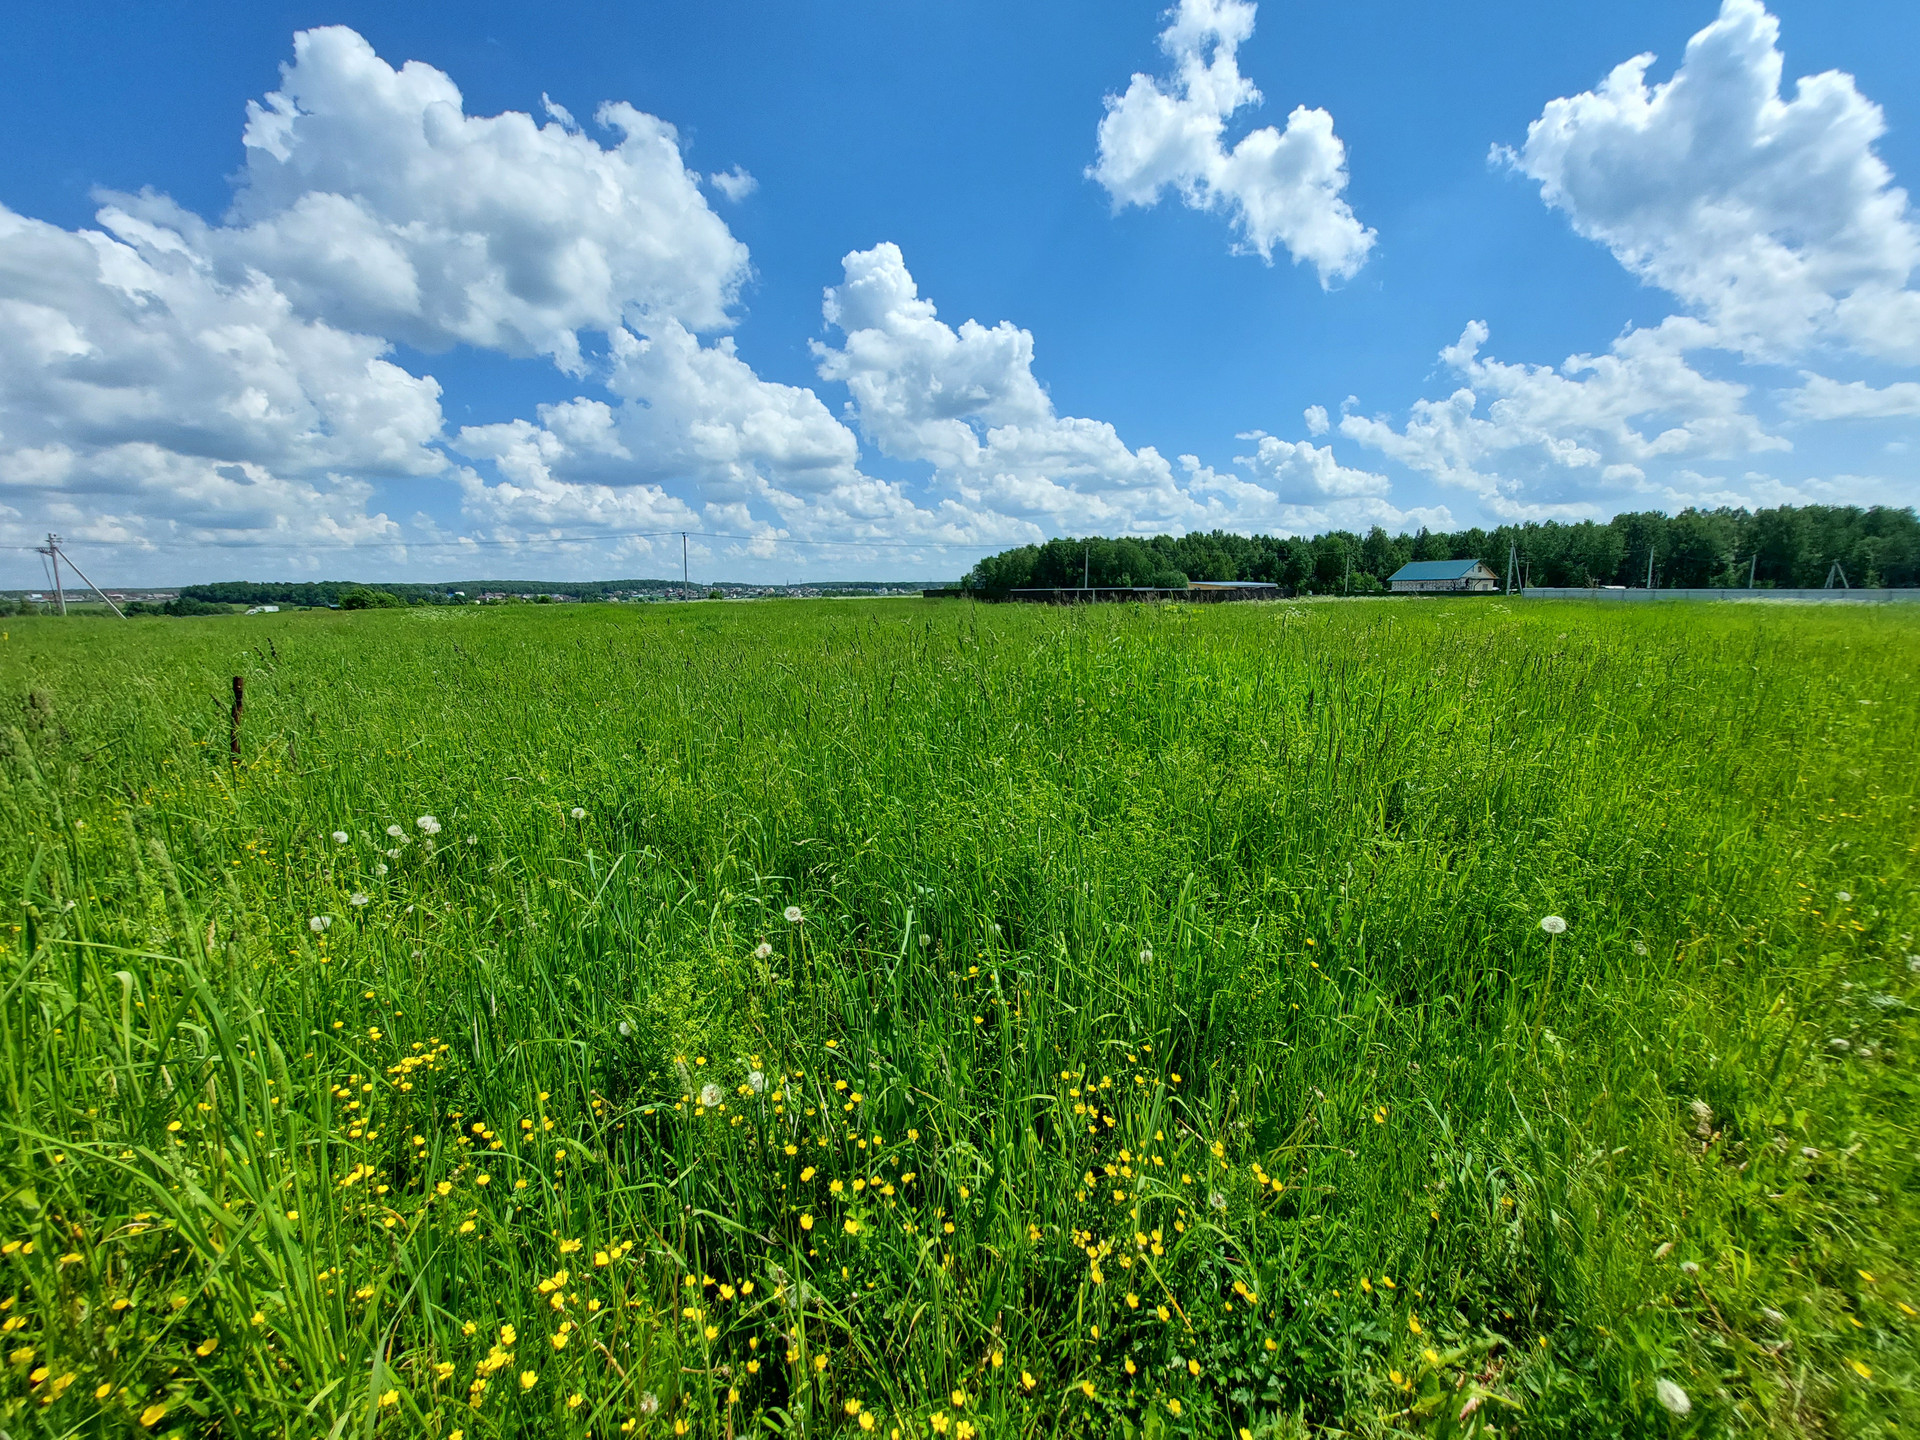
left=1501, top=0, right=1920, bottom=362
left=1339, top=319, right=1788, bottom=518
left=220, top=27, right=749, bottom=373
left=1339, top=1, right=1920, bottom=519
left=1783, top=374, right=1920, bottom=420
left=0, top=25, right=774, bottom=569
left=1089, top=0, right=1374, bottom=283
left=0, top=200, right=441, bottom=555
left=810, top=242, right=1434, bottom=536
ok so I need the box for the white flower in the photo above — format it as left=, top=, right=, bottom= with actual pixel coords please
left=1655, top=1379, right=1690, bottom=1416
left=699, top=1084, right=723, bottom=1108
left=308, top=915, right=331, bottom=933
left=386, top=824, right=404, bottom=838
left=570, top=807, right=586, bottom=821
left=1651, top=1241, right=1673, bottom=1260
left=350, top=893, right=369, bottom=908
left=1689, top=1099, right=1713, bottom=1137
left=1208, top=1190, right=1227, bottom=1212
left=637, top=1393, right=659, bottom=1417
left=1139, top=947, right=1153, bottom=963
left=784, top=906, right=803, bottom=923
left=1632, top=941, right=1650, bottom=956
left=747, top=1070, right=766, bottom=1093
left=918, top=934, right=931, bottom=949
left=331, top=830, right=349, bottom=844
left=1829, top=1037, right=1850, bottom=1051
left=1539, top=915, right=1568, bottom=935
left=618, top=1021, right=632, bottom=1038
left=385, top=848, right=401, bottom=859
left=1800, top=1146, right=1821, bottom=1159
left=467, top=835, right=479, bottom=846
left=754, top=942, right=773, bottom=960
left=374, top=863, right=389, bottom=876
left=1836, top=890, right=1852, bottom=903
left=1679, top=1261, right=1700, bottom=1277
left=417, top=815, right=441, bottom=835
left=1910, top=955, right=1920, bottom=972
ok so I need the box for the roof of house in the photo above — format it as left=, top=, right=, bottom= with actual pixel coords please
left=1388, top=559, right=1492, bottom=582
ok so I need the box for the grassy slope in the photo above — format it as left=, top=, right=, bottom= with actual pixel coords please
left=0, top=598, right=1914, bottom=1438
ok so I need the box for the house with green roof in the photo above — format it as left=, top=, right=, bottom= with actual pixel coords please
left=1387, top=559, right=1499, bottom=593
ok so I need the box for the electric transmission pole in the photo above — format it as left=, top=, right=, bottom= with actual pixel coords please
left=44, top=537, right=126, bottom=617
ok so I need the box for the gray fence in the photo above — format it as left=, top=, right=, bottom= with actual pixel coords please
left=1520, top=587, right=1920, bottom=604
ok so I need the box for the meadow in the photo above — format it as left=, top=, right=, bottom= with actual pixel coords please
left=0, top=596, right=1915, bottom=1439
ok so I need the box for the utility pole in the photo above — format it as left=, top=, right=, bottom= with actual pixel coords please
left=1748, top=553, right=1757, bottom=589
left=682, top=532, right=690, bottom=600
left=37, top=534, right=67, bottom=615
left=45, top=538, right=125, bottom=617
left=1083, top=541, right=1090, bottom=595
left=1646, top=545, right=1656, bottom=591
left=1506, top=539, right=1518, bottom=595
left=1825, top=560, right=1849, bottom=590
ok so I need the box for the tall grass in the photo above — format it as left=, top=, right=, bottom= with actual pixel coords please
left=0, top=597, right=1914, bottom=1438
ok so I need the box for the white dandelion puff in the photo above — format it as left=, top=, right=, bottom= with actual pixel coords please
left=747, top=1070, right=766, bottom=1094
left=416, top=815, right=441, bottom=835
left=1632, top=940, right=1649, bottom=956
left=1689, top=1099, right=1713, bottom=1137
left=1539, top=915, right=1567, bottom=935
left=699, top=1083, right=723, bottom=1108
left=1800, top=1146, right=1821, bottom=1159
left=1209, top=1190, right=1227, bottom=1212
left=331, top=830, right=349, bottom=844
left=1836, top=890, right=1851, bottom=903
left=784, top=906, right=803, bottom=924
left=570, top=807, right=586, bottom=821
left=1829, top=1037, right=1850, bottom=1051
left=349, top=893, right=369, bottom=908
left=308, top=915, right=331, bottom=933
left=466, top=835, right=478, bottom=846
left=386, top=824, right=403, bottom=838
left=918, top=934, right=931, bottom=949
left=1655, top=1379, right=1690, bottom=1416
left=754, top=942, right=773, bottom=960
left=385, top=848, right=401, bottom=859
left=1680, top=1261, right=1700, bottom=1277
left=1652, top=1241, right=1673, bottom=1260
left=618, top=1021, right=632, bottom=1038
left=374, top=863, right=388, bottom=876
left=1139, top=947, right=1153, bottom=963
left=637, top=1393, right=659, bottom=1417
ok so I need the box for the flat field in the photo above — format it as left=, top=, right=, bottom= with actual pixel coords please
left=0, top=598, right=1915, bottom=1439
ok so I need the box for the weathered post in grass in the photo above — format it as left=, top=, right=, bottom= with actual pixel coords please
left=229, top=675, right=244, bottom=766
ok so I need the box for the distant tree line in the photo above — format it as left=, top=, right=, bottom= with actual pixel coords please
left=961, top=505, right=1920, bottom=596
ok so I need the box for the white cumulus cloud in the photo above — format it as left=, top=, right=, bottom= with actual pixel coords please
left=1501, top=0, right=1920, bottom=362
left=1783, top=374, right=1920, bottom=420
left=1089, top=0, right=1374, bottom=284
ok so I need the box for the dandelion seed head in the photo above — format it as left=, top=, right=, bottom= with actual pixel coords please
left=747, top=1070, right=766, bottom=1093
left=1836, top=891, right=1852, bottom=903
left=374, top=863, right=388, bottom=876
left=417, top=815, right=441, bottom=835
left=349, top=893, right=369, bottom=907
left=1539, top=915, right=1567, bottom=935
left=1655, top=1379, right=1690, bottom=1416
left=1140, top=947, right=1152, bottom=963
left=618, top=1021, right=632, bottom=1038
left=754, top=942, right=773, bottom=959
left=700, top=1084, right=723, bottom=1108
left=1209, top=1190, right=1227, bottom=1212
left=638, top=1392, right=660, bottom=1416
left=331, top=831, right=349, bottom=844
left=1633, top=940, right=1649, bottom=956
left=570, top=807, right=586, bottom=820
left=385, top=825, right=403, bottom=838
left=308, top=915, right=331, bottom=933
left=784, top=906, right=803, bottom=923
left=1829, top=1037, right=1851, bottom=1051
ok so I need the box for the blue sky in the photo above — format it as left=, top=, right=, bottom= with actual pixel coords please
left=2, top=0, right=1917, bottom=584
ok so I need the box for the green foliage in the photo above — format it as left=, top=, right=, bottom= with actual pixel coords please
left=338, top=588, right=404, bottom=610
left=962, top=505, right=1920, bottom=594
left=0, top=600, right=1915, bottom=1438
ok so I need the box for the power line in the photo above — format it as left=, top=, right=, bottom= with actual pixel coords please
left=3, top=528, right=1009, bottom=555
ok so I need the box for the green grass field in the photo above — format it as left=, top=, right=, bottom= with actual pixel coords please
left=0, top=598, right=1915, bottom=1438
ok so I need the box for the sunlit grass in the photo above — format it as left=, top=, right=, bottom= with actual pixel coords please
left=0, top=597, right=1915, bottom=1437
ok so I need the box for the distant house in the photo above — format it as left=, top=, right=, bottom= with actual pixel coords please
left=1388, top=559, right=1499, bottom=593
